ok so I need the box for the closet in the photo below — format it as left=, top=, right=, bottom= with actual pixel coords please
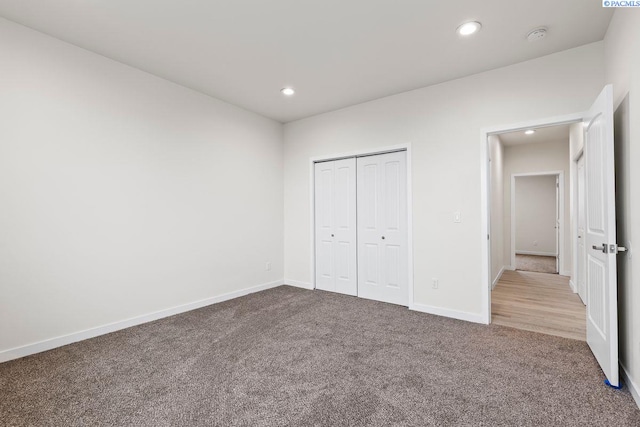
left=314, top=150, right=408, bottom=306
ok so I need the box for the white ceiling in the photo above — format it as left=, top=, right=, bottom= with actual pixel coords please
left=499, top=124, right=572, bottom=146
left=0, top=1, right=613, bottom=123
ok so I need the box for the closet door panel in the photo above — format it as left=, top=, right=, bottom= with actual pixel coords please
left=315, top=158, right=357, bottom=295
left=357, top=152, right=408, bottom=306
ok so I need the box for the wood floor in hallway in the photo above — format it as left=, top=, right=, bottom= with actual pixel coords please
left=492, top=270, right=586, bottom=341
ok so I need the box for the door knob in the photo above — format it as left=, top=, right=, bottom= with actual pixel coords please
left=331, top=234, right=334, bottom=237
left=592, top=244, right=607, bottom=253
left=381, top=236, right=385, bottom=240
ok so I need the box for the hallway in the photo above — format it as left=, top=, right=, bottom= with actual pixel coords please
left=492, top=270, right=586, bottom=341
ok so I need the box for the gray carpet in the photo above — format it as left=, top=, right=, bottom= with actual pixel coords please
left=516, top=254, right=558, bottom=274
left=1, top=286, right=638, bottom=426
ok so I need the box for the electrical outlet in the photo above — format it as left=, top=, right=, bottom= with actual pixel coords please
left=453, top=211, right=461, bottom=223
left=265, top=262, right=271, bottom=271
left=432, top=278, right=439, bottom=289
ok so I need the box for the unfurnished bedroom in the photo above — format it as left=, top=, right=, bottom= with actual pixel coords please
left=1, top=1, right=639, bottom=425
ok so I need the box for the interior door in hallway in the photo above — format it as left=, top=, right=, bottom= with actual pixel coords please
left=357, top=151, right=408, bottom=306
left=555, top=175, right=560, bottom=273
left=576, top=154, right=587, bottom=305
left=314, top=158, right=357, bottom=296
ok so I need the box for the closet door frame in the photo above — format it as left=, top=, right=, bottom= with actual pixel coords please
left=310, top=144, right=414, bottom=308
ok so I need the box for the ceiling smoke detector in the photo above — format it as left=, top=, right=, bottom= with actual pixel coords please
left=527, top=27, right=548, bottom=42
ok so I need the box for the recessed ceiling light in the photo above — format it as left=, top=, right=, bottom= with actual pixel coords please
left=525, top=129, right=536, bottom=135
left=457, top=21, right=482, bottom=36
left=281, top=87, right=295, bottom=96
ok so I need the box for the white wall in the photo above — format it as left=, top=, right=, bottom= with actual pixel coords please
left=489, top=135, right=504, bottom=285
left=604, top=9, right=640, bottom=402
left=502, top=140, right=570, bottom=274
left=0, top=19, right=284, bottom=356
left=284, top=42, right=605, bottom=318
left=569, top=122, right=585, bottom=157
left=514, top=175, right=558, bottom=256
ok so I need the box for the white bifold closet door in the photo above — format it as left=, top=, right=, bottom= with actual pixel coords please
left=357, top=151, right=408, bottom=306
left=314, top=158, right=357, bottom=296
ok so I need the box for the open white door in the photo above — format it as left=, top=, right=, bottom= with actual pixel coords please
left=584, top=85, right=619, bottom=387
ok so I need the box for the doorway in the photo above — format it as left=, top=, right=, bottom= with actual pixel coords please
left=480, top=84, right=622, bottom=388
left=511, top=172, right=563, bottom=275
left=488, top=123, right=581, bottom=340
left=311, top=145, right=414, bottom=307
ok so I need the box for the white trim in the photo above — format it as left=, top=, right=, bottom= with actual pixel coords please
left=560, top=270, right=571, bottom=277
left=481, top=132, right=491, bottom=324
left=510, top=171, right=565, bottom=275
left=515, top=250, right=557, bottom=257
left=569, top=279, right=577, bottom=293
left=0, top=279, right=284, bottom=364
left=491, top=266, right=507, bottom=290
left=284, top=279, right=314, bottom=290
left=410, top=303, right=485, bottom=324
left=480, top=112, right=583, bottom=324
left=406, top=146, right=414, bottom=308
left=571, top=149, right=585, bottom=300
left=621, top=363, right=640, bottom=410
left=309, top=143, right=414, bottom=307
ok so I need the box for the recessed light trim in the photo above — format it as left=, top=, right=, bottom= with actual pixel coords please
left=525, top=129, right=536, bottom=135
left=281, top=87, right=295, bottom=96
left=457, top=21, right=482, bottom=36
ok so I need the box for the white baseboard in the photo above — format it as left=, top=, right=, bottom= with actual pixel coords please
left=410, top=303, right=485, bottom=324
left=560, top=270, right=572, bottom=277
left=621, top=363, right=640, bottom=410
left=516, top=250, right=557, bottom=257
left=491, top=266, right=507, bottom=290
left=506, top=265, right=515, bottom=271
left=569, top=279, right=577, bottom=293
left=284, top=279, right=314, bottom=290
left=0, top=279, right=284, bottom=364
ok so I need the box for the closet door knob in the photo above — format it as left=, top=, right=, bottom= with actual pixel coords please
left=331, top=234, right=334, bottom=237
left=381, top=236, right=385, bottom=240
